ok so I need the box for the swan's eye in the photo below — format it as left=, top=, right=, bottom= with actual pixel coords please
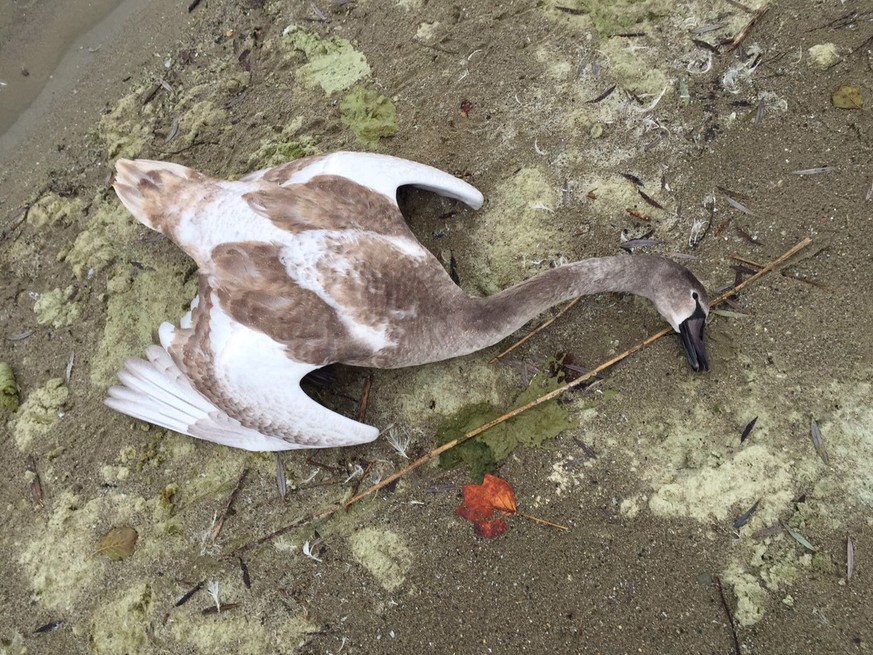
left=692, top=291, right=699, bottom=300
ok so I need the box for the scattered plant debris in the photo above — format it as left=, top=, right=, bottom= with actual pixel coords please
left=785, top=524, right=816, bottom=552
left=810, top=419, right=829, bottom=464
left=740, top=417, right=758, bottom=443
left=734, top=499, right=761, bottom=529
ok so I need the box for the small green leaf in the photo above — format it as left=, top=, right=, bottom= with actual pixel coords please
left=97, top=526, right=138, bottom=560
left=784, top=524, right=816, bottom=552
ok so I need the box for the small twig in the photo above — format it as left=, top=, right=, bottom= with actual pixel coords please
left=517, top=511, right=569, bottom=531
left=489, top=298, right=580, bottom=363
left=730, top=254, right=766, bottom=269
left=357, top=376, right=372, bottom=422
left=723, top=6, right=770, bottom=52
left=714, top=575, right=742, bottom=655
left=211, top=469, right=248, bottom=542
left=232, top=508, right=334, bottom=554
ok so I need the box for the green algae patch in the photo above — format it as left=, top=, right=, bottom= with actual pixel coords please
left=177, top=100, right=228, bottom=148
left=90, top=265, right=197, bottom=389
left=340, top=87, right=397, bottom=146
left=88, top=584, right=152, bottom=654
left=542, top=0, right=672, bottom=36
left=348, top=527, right=413, bottom=591
left=98, top=88, right=154, bottom=159
left=437, top=375, right=572, bottom=481
left=599, top=37, right=670, bottom=97
left=0, top=632, right=27, bottom=655
left=12, top=378, right=69, bottom=451
left=27, top=192, right=86, bottom=228
left=283, top=24, right=370, bottom=95
left=247, top=117, right=321, bottom=171
left=0, top=362, right=20, bottom=413
left=33, top=286, right=83, bottom=328
left=18, top=491, right=147, bottom=611
left=468, top=166, right=561, bottom=293
left=60, top=197, right=141, bottom=279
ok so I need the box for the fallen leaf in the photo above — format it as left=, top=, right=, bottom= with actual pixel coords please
left=832, top=85, right=863, bottom=109
left=784, top=524, right=816, bottom=552
left=456, top=474, right=517, bottom=538
left=96, top=526, right=138, bottom=560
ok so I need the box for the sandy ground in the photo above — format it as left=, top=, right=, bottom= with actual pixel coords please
left=1, top=1, right=872, bottom=653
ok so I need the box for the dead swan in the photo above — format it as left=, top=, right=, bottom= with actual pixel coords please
left=106, top=152, right=709, bottom=451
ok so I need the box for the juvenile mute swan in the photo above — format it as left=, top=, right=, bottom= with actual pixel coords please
left=106, top=152, right=709, bottom=451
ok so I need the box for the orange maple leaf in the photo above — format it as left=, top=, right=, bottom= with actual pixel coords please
left=456, top=474, right=517, bottom=538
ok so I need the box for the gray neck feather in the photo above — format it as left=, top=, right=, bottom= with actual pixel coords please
left=455, top=255, right=667, bottom=356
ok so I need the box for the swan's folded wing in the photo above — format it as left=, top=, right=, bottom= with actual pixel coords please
left=243, top=151, right=484, bottom=210
left=106, top=276, right=379, bottom=451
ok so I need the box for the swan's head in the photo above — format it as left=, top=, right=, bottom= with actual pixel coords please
left=651, top=264, right=710, bottom=372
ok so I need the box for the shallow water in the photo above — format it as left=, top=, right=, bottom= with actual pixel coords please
left=0, top=0, right=123, bottom=141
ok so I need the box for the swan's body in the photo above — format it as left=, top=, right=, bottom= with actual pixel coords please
left=107, top=152, right=709, bottom=451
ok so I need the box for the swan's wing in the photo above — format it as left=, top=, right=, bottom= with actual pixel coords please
left=242, top=151, right=485, bottom=209
left=105, top=277, right=379, bottom=451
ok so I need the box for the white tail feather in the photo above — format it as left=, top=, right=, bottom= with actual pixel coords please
left=105, top=346, right=309, bottom=451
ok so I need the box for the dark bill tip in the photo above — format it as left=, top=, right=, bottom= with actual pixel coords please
left=679, top=303, right=709, bottom=372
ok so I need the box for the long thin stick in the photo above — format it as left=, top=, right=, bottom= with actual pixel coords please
left=489, top=298, right=581, bottom=363
left=342, top=237, right=811, bottom=510
left=237, top=237, right=812, bottom=550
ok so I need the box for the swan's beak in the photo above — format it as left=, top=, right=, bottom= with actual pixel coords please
left=678, top=302, right=709, bottom=372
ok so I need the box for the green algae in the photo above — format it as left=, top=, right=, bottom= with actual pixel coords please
left=12, top=378, right=69, bottom=451
left=599, top=37, right=670, bottom=97
left=88, top=584, right=153, bottom=654
left=60, top=197, right=140, bottom=280
left=437, top=375, right=572, bottom=481
left=340, top=87, right=397, bottom=146
left=349, top=527, right=413, bottom=591
left=808, top=43, right=840, bottom=70
left=247, top=118, right=321, bottom=170
left=0, top=362, right=20, bottom=413
left=283, top=24, right=370, bottom=95
left=97, top=89, right=153, bottom=159
left=467, top=166, right=561, bottom=294
left=18, top=490, right=146, bottom=611
left=177, top=100, right=227, bottom=147
left=90, top=265, right=197, bottom=389
left=33, top=286, right=83, bottom=328
left=543, top=0, right=672, bottom=36
left=27, top=192, right=86, bottom=228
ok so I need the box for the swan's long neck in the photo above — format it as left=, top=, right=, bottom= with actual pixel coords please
left=454, top=256, right=663, bottom=357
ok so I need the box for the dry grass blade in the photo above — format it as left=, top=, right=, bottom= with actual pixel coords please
left=810, top=419, right=829, bottom=464
left=846, top=534, right=855, bottom=581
